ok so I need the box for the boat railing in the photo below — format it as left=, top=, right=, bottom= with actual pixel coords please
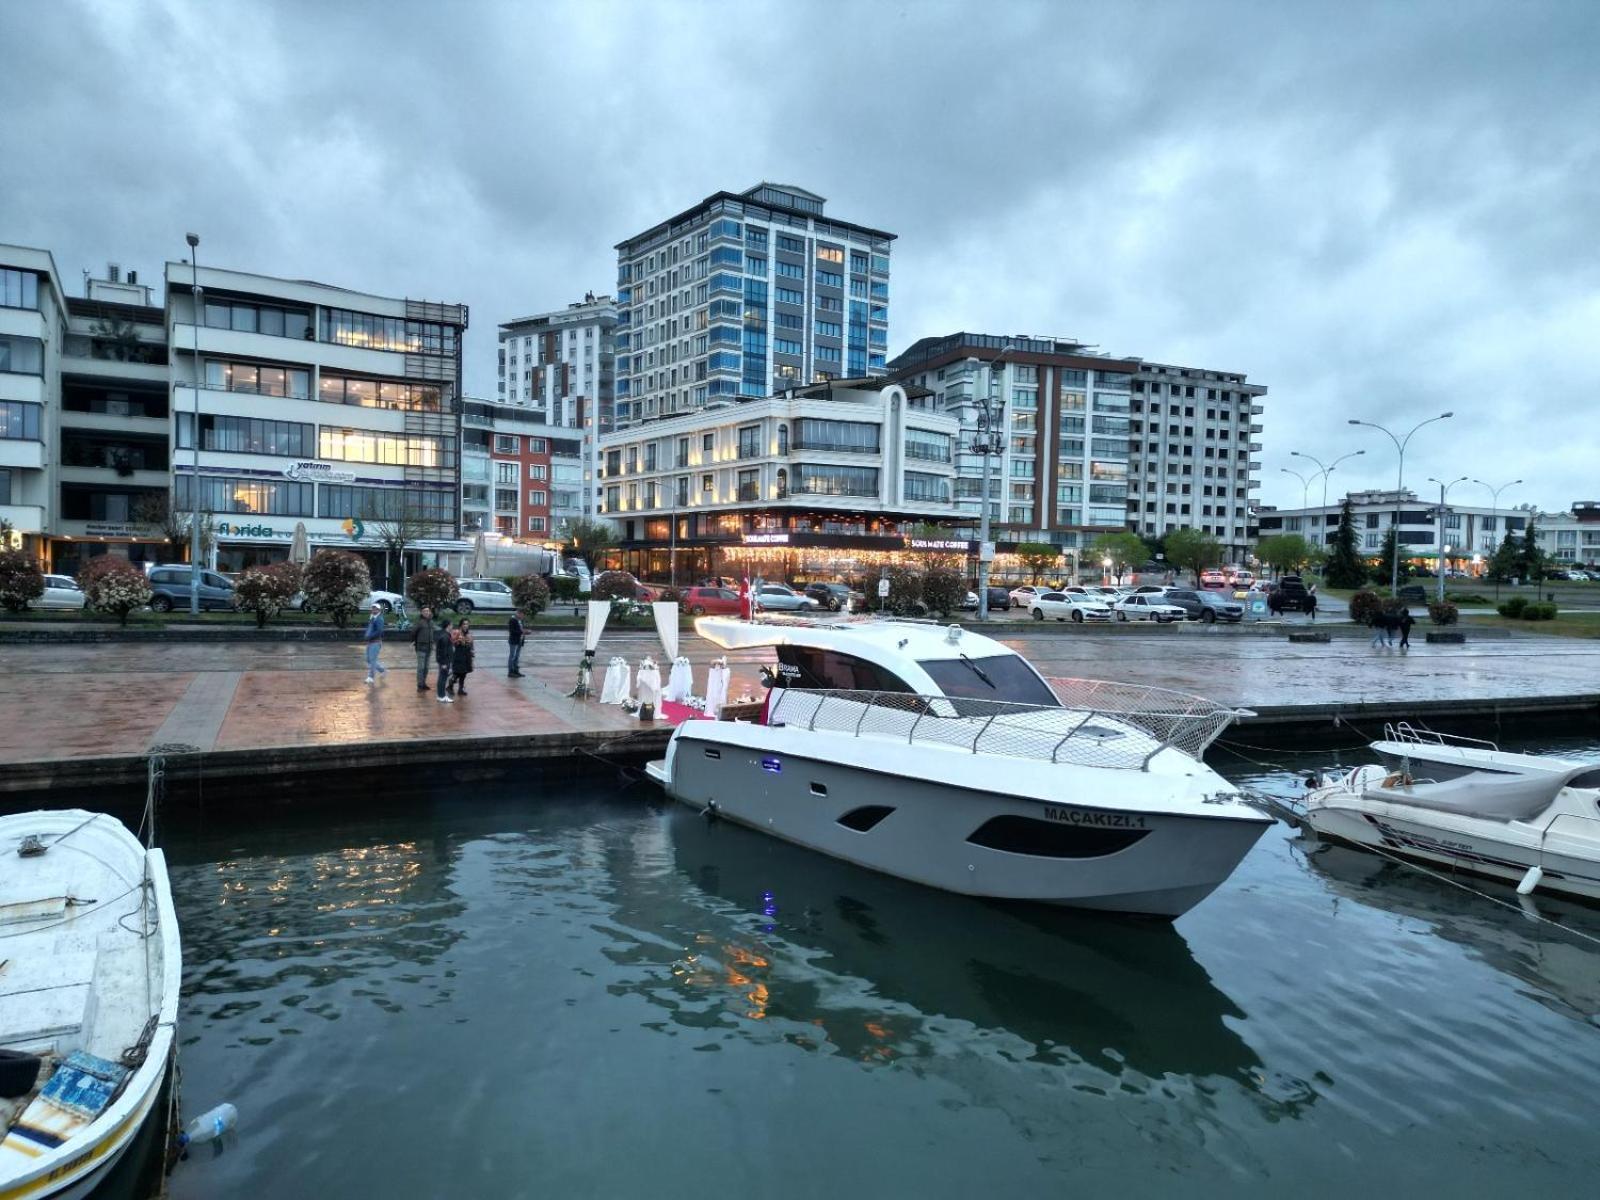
left=765, top=682, right=1242, bottom=772
left=1383, top=721, right=1501, bottom=753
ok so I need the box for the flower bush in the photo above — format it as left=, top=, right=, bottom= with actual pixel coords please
left=592, top=570, right=638, bottom=601
left=78, top=556, right=152, bottom=626
left=879, top=564, right=925, bottom=616
left=302, top=550, right=371, bottom=628
left=234, top=563, right=301, bottom=628
left=0, top=550, right=45, bottom=612
left=407, top=567, right=459, bottom=614
left=511, top=572, right=551, bottom=614
left=1347, top=589, right=1385, bottom=625
left=921, top=565, right=967, bottom=618
left=1427, top=600, right=1459, bottom=626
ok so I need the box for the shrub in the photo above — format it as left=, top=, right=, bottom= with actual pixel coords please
left=302, top=550, right=371, bottom=628
left=407, top=567, right=459, bottom=614
left=922, top=565, right=967, bottom=618
left=1447, top=592, right=1490, bottom=605
left=1498, top=596, right=1529, bottom=618
left=550, top=575, right=581, bottom=601
left=1427, top=600, right=1459, bottom=626
left=880, top=564, right=925, bottom=617
left=234, top=563, right=300, bottom=628
left=1522, top=601, right=1558, bottom=621
left=511, top=572, right=551, bottom=614
left=1347, top=589, right=1385, bottom=625
left=78, top=556, right=152, bottom=626
left=592, top=570, right=638, bottom=601
left=0, top=550, right=45, bottom=612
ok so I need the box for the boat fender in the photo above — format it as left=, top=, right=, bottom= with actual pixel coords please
left=1516, top=866, right=1544, bottom=896
left=704, top=800, right=720, bottom=824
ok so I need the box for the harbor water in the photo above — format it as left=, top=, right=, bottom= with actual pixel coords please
left=162, top=734, right=1600, bottom=1198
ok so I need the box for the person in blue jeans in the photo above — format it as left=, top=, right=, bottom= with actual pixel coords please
left=507, top=607, right=526, bottom=678
left=363, top=604, right=388, bottom=684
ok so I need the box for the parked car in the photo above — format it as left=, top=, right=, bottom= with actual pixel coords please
left=985, top=586, right=1012, bottom=611
left=1008, top=585, right=1040, bottom=607
left=147, top=565, right=237, bottom=612
left=1227, top=569, right=1255, bottom=586
left=1113, top=593, right=1187, bottom=623
left=960, top=590, right=979, bottom=611
left=680, top=585, right=741, bottom=616
left=1569, top=570, right=1592, bottom=582
left=1162, top=588, right=1245, bottom=623
left=295, top=588, right=405, bottom=614
left=37, top=574, right=86, bottom=610
left=1199, top=569, right=1229, bottom=590
left=1088, top=585, right=1125, bottom=600
left=1029, top=591, right=1113, bottom=623
left=454, top=577, right=516, bottom=612
left=1267, top=575, right=1315, bottom=614
left=1132, top=584, right=1169, bottom=595
left=754, top=584, right=819, bottom=612
left=803, top=582, right=858, bottom=612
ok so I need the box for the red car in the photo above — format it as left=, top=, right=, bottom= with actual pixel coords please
left=680, top=585, right=742, bottom=616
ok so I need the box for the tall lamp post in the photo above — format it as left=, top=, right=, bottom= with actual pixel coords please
left=973, top=352, right=1009, bottom=621
left=185, top=233, right=203, bottom=615
left=1348, top=412, right=1454, bottom=596
left=1470, top=477, right=1521, bottom=600
left=1280, top=466, right=1311, bottom=512
left=1427, top=475, right=1467, bottom=601
left=1290, top=448, right=1365, bottom=567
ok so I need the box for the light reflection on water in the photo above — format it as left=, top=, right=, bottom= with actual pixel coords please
left=162, top=736, right=1600, bottom=1198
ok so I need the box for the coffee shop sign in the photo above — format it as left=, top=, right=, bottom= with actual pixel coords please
left=904, top=537, right=971, bottom=552
left=283, top=461, right=357, bottom=484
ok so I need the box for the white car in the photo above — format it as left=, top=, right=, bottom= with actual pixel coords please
left=453, top=577, right=516, bottom=612
left=1029, top=591, right=1113, bottom=623
left=294, top=588, right=404, bottom=614
left=1568, top=570, right=1591, bottom=582
left=37, top=573, right=87, bottom=610
left=1113, top=594, right=1187, bottom=623
left=754, top=584, right=819, bottom=612
left=1009, top=585, right=1040, bottom=606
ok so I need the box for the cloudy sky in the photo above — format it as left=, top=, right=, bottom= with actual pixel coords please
left=3, top=0, right=1596, bottom=512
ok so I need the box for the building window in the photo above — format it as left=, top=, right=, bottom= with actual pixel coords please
left=495, top=462, right=519, bottom=485
left=320, top=484, right=453, bottom=524
left=0, top=335, right=44, bottom=375
left=0, top=269, right=40, bottom=311
left=0, top=400, right=43, bottom=440
left=526, top=516, right=546, bottom=533
left=529, top=437, right=547, bottom=453
left=495, top=488, right=519, bottom=511
left=793, top=464, right=879, bottom=497
left=737, top=425, right=762, bottom=459
left=177, top=413, right=312, bottom=457
left=0, top=467, right=10, bottom=504
left=176, top=474, right=314, bottom=517
left=494, top=434, right=519, bottom=454
left=905, top=429, right=951, bottom=462
left=527, top=489, right=547, bottom=506
left=319, top=307, right=457, bottom=357
left=903, top=471, right=951, bottom=503
left=315, top=372, right=441, bottom=412
left=528, top=463, right=546, bottom=480
left=204, top=300, right=312, bottom=340
left=792, top=418, right=879, bottom=453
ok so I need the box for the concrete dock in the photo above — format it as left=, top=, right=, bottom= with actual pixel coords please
left=1, top=624, right=1596, bottom=804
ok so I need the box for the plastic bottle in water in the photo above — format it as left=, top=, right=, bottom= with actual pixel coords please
left=180, top=1102, right=237, bottom=1146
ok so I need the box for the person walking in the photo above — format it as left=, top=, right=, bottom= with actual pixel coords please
left=449, top=618, right=475, bottom=697
left=1369, top=609, right=1390, bottom=649
left=1398, top=607, right=1415, bottom=650
left=507, top=607, right=526, bottom=678
left=434, top=619, right=455, bottom=703
left=363, top=603, right=389, bottom=684
left=412, top=606, right=435, bottom=692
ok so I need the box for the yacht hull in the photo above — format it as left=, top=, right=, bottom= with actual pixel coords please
left=657, top=728, right=1269, bottom=919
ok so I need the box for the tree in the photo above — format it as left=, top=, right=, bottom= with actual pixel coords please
left=879, top=563, right=925, bottom=616
left=367, top=501, right=439, bottom=592
left=1516, top=515, right=1545, bottom=582
left=302, top=550, right=371, bottom=628
left=233, top=563, right=300, bottom=628
left=89, top=315, right=147, bottom=362
left=407, top=567, right=459, bottom=614
left=1486, top=526, right=1521, bottom=583
left=78, top=557, right=152, bottom=626
left=1322, top=500, right=1367, bottom=588
left=1374, top=526, right=1410, bottom=585
left=0, top=549, right=45, bottom=612
left=1089, top=531, right=1147, bottom=583
left=922, top=565, right=966, bottom=617
left=511, top=573, right=551, bottom=614
left=1255, top=533, right=1316, bottom=576
left=558, top=518, right=617, bottom=570
left=1163, top=527, right=1223, bottom=584
left=133, top=493, right=216, bottom=560
left=1014, top=541, right=1060, bottom=584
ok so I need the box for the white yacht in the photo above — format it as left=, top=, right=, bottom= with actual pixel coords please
left=1303, top=743, right=1600, bottom=901
left=1, top=810, right=181, bottom=1200
left=644, top=617, right=1270, bottom=918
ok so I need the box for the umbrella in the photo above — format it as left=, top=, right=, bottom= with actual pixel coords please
left=289, top=522, right=311, bottom=565
left=470, top=532, right=490, bottom=578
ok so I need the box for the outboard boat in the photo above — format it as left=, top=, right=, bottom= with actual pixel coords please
left=1371, top=721, right=1593, bottom=782
left=644, top=617, right=1270, bottom=918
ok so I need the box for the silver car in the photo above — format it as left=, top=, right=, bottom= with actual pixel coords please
left=755, top=584, right=819, bottom=612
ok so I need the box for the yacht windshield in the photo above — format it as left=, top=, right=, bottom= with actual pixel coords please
left=916, top=656, right=1059, bottom=707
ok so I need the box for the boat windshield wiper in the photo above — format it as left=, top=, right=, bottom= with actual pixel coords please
left=958, top=653, right=996, bottom=689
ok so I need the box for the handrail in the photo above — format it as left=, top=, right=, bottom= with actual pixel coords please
left=1383, top=720, right=1501, bottom=753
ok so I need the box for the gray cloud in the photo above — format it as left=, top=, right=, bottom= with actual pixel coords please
left=3, top=0, right=1595, bottom=513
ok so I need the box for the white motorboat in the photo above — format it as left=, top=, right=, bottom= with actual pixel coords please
left=1303, top=756, right=1600, bottom=901
left=0, top=810, right=181, bottom=1200
left=1371, top=722, right=1599, bottom=783
left=644, top=617, right=1270, bottom=918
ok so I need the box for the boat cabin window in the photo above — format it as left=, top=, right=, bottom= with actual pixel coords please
left=774, top=646, right=915, bottom=693
left=916, top=655, right=1059, bottom=707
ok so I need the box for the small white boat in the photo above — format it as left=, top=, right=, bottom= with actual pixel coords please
left=1304, top=758, right=1600, bottom=901
left=0, top=810, right=181, bottom=1200
left=645, top=617, right=1270, bottom=918
left=1371, top=722, right=1599, bottom=783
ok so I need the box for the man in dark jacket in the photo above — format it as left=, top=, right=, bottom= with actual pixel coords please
left=1398, top=608, right=1415, bottom=649
left=411, top=607, right=435, bottom=692
left=434, top=619, right=455, bottom=703
left=507, top=608, right=526, bottom=678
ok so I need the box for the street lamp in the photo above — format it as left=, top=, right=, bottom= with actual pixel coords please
left=1470, top=476, right=1522, bottom=600
left=1290, top=448, right=1365, bottom=564
left=1348, top=412, right=1454, bottom=596
left=1426, top=475, right=1468, bottom=601
left=185, top=233, right=202, bottom=615
left=1101, top=555, right=1112, bottom=586
left=1280, top=466, right=1311, bottom=512
left=973, top=351, right=1009, bottom=620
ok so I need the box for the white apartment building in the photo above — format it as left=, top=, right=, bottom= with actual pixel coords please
left=1258, top=487, right=1527, bottom=569
left=613, top=183, right=893, bottom=427
left=1527, top=502, right=1600, bottom=566
left=594, top=378, right=959, bottom=582
left=496, top=294, right=616, bottom=431
left=1, top=245, right=68, bottom=555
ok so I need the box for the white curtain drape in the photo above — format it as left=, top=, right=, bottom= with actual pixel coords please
left=652, top=602, right=679, bottom=662
left=585, top=600, right=611, bottom=654
left=665, top=657, right=694, bottom=703
left=600, top=657, right=631, bottom=704
left=704, top=662, right=731, bottom=719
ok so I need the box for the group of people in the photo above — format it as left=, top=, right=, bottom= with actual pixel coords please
left=363, top=603, right=530, bottom=702
left=1368, top=606, right=1416, bottom=649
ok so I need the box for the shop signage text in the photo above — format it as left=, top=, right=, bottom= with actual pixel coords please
left=903, top=537, right=972, bottom=552
left=742, top=533, right=791, bottom=546
left=284, top=462, right=357, bottom=484
left=216, top=521, right=287, bottom=539
left=82, top=522, right=154, bottom=539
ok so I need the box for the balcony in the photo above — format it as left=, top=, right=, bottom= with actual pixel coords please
left=1251, top=405, right=1264, bottom=415
left=1249, top=423, right=1263, bottom=433
left=0, top=503, right=46, bottom=532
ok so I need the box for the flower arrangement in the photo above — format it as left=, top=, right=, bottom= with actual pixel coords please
left=0, top=550, right=45, bottom=612
left=234, top=563, right=301, bottom=628
left=78, top=556, right=153, bottom=625
left=303, top=550, right=372, bottom=628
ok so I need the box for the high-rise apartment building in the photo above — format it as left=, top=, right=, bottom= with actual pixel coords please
left=1, top=245, right=69, bottom=558
left=496, top=294, right=616, bottom=432
left=460, top=396, right=583, bottom=540
left=613, top=183, right=894, bottom=427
